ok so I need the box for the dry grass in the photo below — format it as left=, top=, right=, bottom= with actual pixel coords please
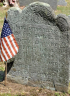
left=0, top=7, right=9, bottom=34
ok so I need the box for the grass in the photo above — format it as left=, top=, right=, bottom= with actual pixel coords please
left=0, top=2, right=3, bottom=7
left=0, top=9, right=7, bottom=33
left=0, top=66, right=5, bottom=71
left=55, top=0, right=70, bottom=15
left=0, top=62, right=5, bottom=71
left=0, top=0, right=70, bottom=96
left=0, top=93, right=19, bottom=96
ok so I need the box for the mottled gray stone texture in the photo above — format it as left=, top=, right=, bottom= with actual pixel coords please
left=19, top=0, right=57, bottom=10
left=68, top=15, right=70, bottom=81
left=6, top=2, right=70, bottom=92
left=58, top=0, right=67, bottom=6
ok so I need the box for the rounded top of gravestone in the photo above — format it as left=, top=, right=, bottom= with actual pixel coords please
left=7, top=2, right=56, bottom=22
left=7, top=1, right=70, bottom=32
left=22, top=1, right=56, bottom=21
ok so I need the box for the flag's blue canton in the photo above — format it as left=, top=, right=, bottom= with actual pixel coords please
left=1, top=18, right=12, bottom=38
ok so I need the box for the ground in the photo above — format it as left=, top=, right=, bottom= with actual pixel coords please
left=0, top=80, right=70, bottom=96
left=0, top=80, right=55, bottom=96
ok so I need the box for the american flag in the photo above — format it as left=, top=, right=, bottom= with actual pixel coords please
left=0, top=18, right=19, bottom=62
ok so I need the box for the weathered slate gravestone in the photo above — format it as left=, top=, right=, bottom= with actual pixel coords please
left=57, top=0, right=67, bottom=6
left=19, top=0, right=57, bottom=10
left=6, top=2, right=70, bottom=92
left=68, top=15, right=70, bottom=19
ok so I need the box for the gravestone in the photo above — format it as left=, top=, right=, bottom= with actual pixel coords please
left=6, top=2, right=70, bottom=92
left=57, top=0, right=67, bottom=6
left=19, top=0, right=57, bottom=10
left=68, top=15, right=70, bottom=20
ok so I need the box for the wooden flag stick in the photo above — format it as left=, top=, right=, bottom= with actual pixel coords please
left=4, top=61, right=7, bottom=86
left=6, top=12, right=8, bottom=18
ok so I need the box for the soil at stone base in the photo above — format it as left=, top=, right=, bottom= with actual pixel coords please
left=0, top=80, right=70, bottom=96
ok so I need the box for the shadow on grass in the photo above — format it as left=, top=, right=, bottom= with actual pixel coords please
left=0, top=71, right=4, bottom=82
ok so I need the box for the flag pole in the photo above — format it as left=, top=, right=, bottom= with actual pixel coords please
left=6, top=12, right=8, bottom=18
left=4, top=61, right=7, bottom=86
